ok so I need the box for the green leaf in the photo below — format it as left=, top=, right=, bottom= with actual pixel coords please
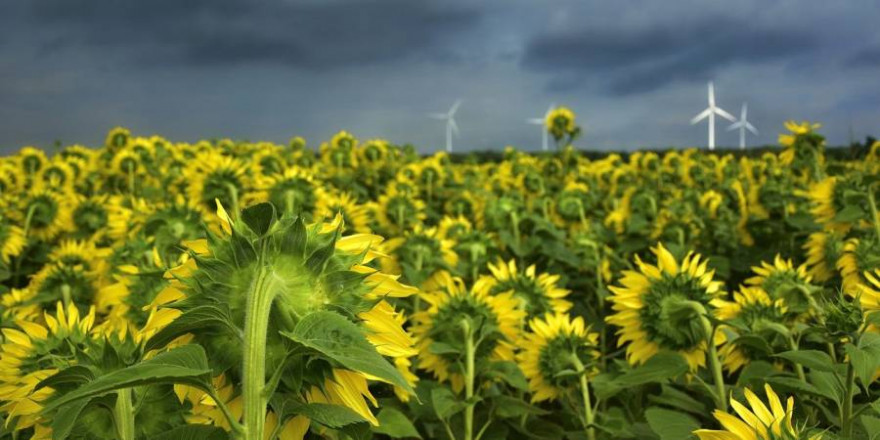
left=281, top=310, right=413, bottom=394
left=50, top=396, right=94, bottom=440
left=36, top=365, right=95, bottom=392
left=152, top=425, right=229, bottom=440
left=145, top=305, right=238, bottom=352
left=428, top=342, right=460, bottom=355
left=834, top=205, right=866, bottom=223
left=774, top=350, right=836, bottom=372
left=241, top=202, right=276, bottom=236
left=614, top=352, right=689, bottom=386
left=645, top=408, right=699, bottom=440
left=765, top=375, right=836, bottom=403
left=291, top=402, right=367, bottom=428
left=492, top=395, right=549, bottom=418
left=845, top=333, right=880, bottom=386
left=862, top=415, right=880, bottom=440
left=431, top=387, right=464, bottom=420
left=372, top=407, right=422, bottom=439
left=486, top=361, right=529, bottom=391
left=647, top=385, right=706, bottom=416
left=43, top=345, right=213, bottom=413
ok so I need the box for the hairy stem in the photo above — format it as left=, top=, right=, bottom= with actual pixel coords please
left=570, top=354, right=596, bottom=440
left=242, top=266, right=276, bottom=440
left=462, top=320, right=476, bottom=440
left=113, top=389, right=135, bottom=440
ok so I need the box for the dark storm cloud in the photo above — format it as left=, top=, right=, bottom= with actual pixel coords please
left=846, top=45, right=880, bottom=68
left=522, top=17, right=819, bottom=95
left=25, top=0, right=481, bottom=69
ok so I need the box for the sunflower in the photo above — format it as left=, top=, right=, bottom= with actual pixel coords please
left=807, top=177, right=848, bottom=231
left=105, top=126, right=131, bottom=151
left=184, top=152, right=252, bottom=218
left=70, top=195, right=113, bottom=241
left=35, top=160, right=76, bottom=192
left=315, top=190, right=371, bottom=234
left=251, top=147, right=286, bottom=177
left=321, top=130, right=359, bottom=170
left=473, top=259, right=571, bottom=322
left=837, top=236, right=880, bottom=299
left=358, top=139, right=391, bottom=166
left=381, top=225, right=458, bottom=289
left=517, top=313, right=599, bottom=403
left=29, top=262, right=104, bottom=312
left=151, top=202, right=417, bottom=437
left=693, top=384, right=817, bottom=440
left=375, top=186, right=427, bottom=235
left=745, top=255, right=817, bottom=318
left=0, top=162, right=26, bottom=194
left=803, top=231, right=844, bottom=283
left=714, top=287, right=788, bottom=373
left=251, top=167, right=320, bottom=217
left=545, top=107, right=579, bottom=143
left=412, top=274, right=524, bottom=393
left=0, top=221, right=26, bottom=263
left=16, top=189, right=73, bottom=241
left=17, top=146, right=48, bottom=177
left=606, top=243, right=725, bottom=370
left=0, top=302, right=96, bottom=434
left=552, top=181, right=594, bottom=231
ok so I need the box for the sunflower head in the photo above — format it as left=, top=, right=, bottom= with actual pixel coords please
left=715, top=287, right=789, bottom=372
left=473, top=259, right=571, bottom=322
left=315, top=191, right=371, bottom=234
left=607, top=243, right=724, bottom=370
left=804, top=231, right=844, bottom=283
left=105, top=127, right=131, bottom=151
left=694, top=384, right=815, bottom=440
left=545, top=107, right=579, bottom=143
left=517, top=313, right=599, bottom=403
left=18, top=190, right=72, bottom=241
left=251, top=167, right=319, bottom=218
left=381, top=225, right=458, bottom=288
left=152, top=202, right=417, bottom=422
left=375, top=186, right=426, bottom=235
left=184, top=153, right=251, bottom=216
left=412, top=274, right=523, bottom=392
left=746, top=255, right=817, bottom=318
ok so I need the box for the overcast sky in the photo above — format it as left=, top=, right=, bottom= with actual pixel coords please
left=1, top=1, right=878, bottom=153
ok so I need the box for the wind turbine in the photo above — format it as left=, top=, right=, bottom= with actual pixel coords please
left=726, top=103, right=758, bottom=150
left=690, top=81, right=736, bottom=150
left=527, top=103, right=555, bottom=151
left=428, top=100, right=461, bottom=153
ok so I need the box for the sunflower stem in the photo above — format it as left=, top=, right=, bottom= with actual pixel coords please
left=242, top=265, right=276, bottom=440
left=699, top=314, right=727, bottom=412
left=113, top=389, right=135, bottom=440
left=225, top=183, right=241, bottom=222
left=842, top=361, right=856, bottom=438
left=570, top=354, right=596, bottom=440
left=866, top=185, right=880, bottom=240
left=461, top=319, right=476, bottom=440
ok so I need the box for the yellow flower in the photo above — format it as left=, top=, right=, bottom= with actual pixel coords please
left=473, top=259, right=571, bottom=322
left=694, top=384, right=817, bottom=440
left=412, top=274, right=524, bottom=393
left=315, top=190, right=371, bottom=234
left=606, top=243, right=724, bottom=370
left=517, top=313, right=599, bottom=402
left=714, top=287, right=788, bottom=372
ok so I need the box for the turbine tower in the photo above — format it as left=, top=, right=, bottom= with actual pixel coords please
left=527, top=104, right=555, bottom=151
left=726, top=103, right=758, bottom=150
left=690, top=82, right=736, bottom=150
left=428, top=100, right=461, bottom=153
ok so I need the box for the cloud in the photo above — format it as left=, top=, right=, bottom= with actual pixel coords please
left=25, top=0, right=482, bottom=69
left=846, top=45, right=880, bottom=68
left=522, top=16, right=818, bottom=95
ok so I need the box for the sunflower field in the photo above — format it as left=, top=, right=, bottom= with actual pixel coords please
left=2, top=116, right=880, bottom=440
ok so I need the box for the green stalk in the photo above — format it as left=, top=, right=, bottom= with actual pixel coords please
left=242, top=266, right=276, bottom=440
left=787, top=336, right=807, bottom=384
left=841, top=362, right=856, bottom=438
left=698, top=313, right=727, bottom=412
left=509, top=211, right=521, bottom=250
left=461, top=320, right=476, bottom=440
left=225, top=183, right=241, bottom=221
left=866, top=185, right=880, bottom=240
left=570, top=354, right=596, bottom=440
left=113, top=389, right=135, bottom=440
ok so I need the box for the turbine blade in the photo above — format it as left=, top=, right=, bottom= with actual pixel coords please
left=726, top=122, right=743, bottom=131
left=527, top=118, right=544, bottom=124
left=449, top=118, right=460, bottom=136
left=545, top=103, right=555, bottom=116
left=690, top=108, right=712, bottom=124
left=708, top=81, right=715, bottom=106
left=713, top=107, right=737, bottom=122
left=449, top=99, right=462, bottom=116
left=428, top=113, right=447, bottom=119
left=746, top=122, right=758, bottom=135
